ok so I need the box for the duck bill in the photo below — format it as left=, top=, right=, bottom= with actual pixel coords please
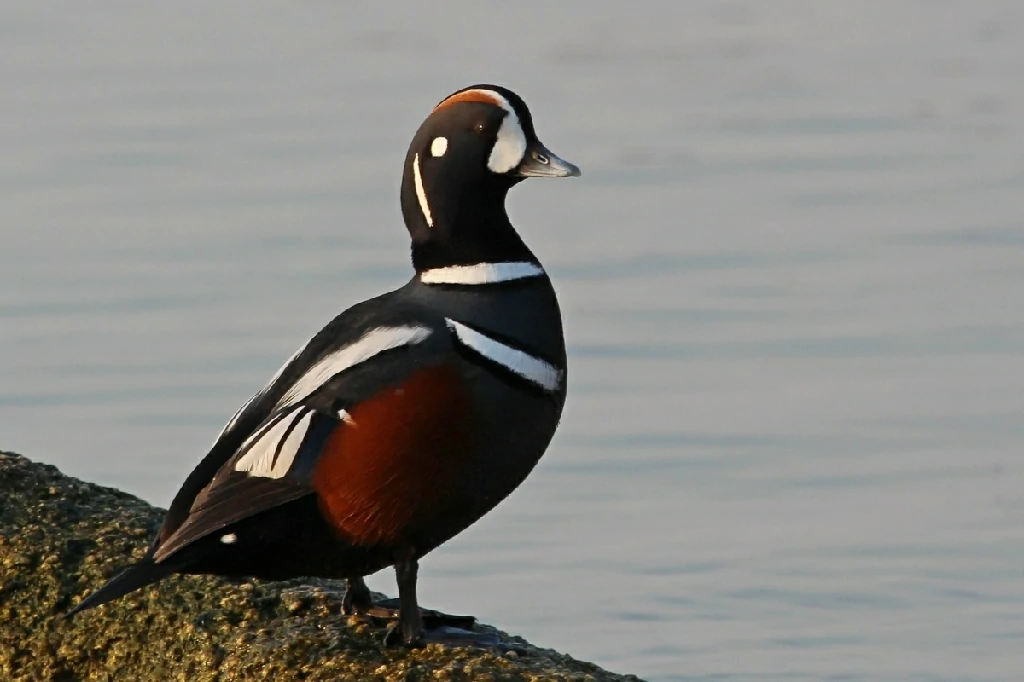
left=515, top=142, right=581, bottom=178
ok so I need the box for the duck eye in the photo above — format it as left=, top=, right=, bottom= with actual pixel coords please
left=474, top=121, right=489, bottom=136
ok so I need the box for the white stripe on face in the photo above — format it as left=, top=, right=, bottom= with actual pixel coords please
left=420, top=261, right=545, bottom=285
left=412, top=153, right=433, bottom=228
left=278, top=326, right=433, bottom=408
left=484, top=93, right=527, bottom=174
left=446, top=319, right=563, bottom=392
left=435, top=88, right=528, bottom=174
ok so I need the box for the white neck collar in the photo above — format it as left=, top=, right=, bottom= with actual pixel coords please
left=419, top=262, right=545, bottom=285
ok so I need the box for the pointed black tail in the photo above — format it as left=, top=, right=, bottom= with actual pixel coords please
left=65, top=558, right=175, bottom=620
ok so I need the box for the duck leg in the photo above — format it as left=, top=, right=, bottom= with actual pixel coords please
left=382, top=556, right=423, bottom=646
left=381, top=557, right=503, bottom=648
left=342, top=576, right=374, bottom=615
left=345, top=573, right=476, bottom=628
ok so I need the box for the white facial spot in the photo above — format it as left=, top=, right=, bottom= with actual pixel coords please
left=430, top=136, right=448, bottom=157
left=431, top=88, right=528, bottom=174
left=221, top=533, right=237, bottom=545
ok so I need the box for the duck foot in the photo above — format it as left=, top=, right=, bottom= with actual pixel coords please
left=376, top=557, right=518, bottom=651
left=382, top=623, right=507, bottom=650
left=374, top=596, right=477, bottom=630
left=343, top=577, right=475, bottom=629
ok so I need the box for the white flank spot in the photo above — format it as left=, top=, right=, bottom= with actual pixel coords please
left=235, top=408, right=313, bottom=479
left=215, top=343, right=306, bottom=440
left=420, top=262, right=546, bottom=285
left=278, top=326, right=433, bottom=407
left=446, top=319, right=562, bottom=391
left=220, top=533, right=237, bottom=545
left=412, top=153, right=433, bottom=227
left=338, top=409, right=356, bottom=426
left=430, top=136, right=448, bottom=157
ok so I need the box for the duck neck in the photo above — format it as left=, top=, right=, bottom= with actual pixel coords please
left=405, top=182, right=537, bottom=272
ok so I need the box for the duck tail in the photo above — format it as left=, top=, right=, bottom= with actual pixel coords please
left=64, top=557, right=174, bottom=620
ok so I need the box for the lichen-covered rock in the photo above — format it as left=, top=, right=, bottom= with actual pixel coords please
left=0, top=451, right=643, bottom=682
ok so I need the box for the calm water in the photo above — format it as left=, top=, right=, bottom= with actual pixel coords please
left=3, top=2, right=1024, bottom=680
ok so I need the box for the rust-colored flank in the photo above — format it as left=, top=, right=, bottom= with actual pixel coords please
left=311, top=363, right=474, bottom=546
left=433, top=89, right=501, bottom=112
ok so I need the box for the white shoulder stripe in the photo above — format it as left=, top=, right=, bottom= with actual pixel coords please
left=420, top=261, right=546, bottom=285
left=234, top=407, right=313, bottom=479
left=278, top=325, right=432, bottom=408
left=446, top=319, right=563, bottom=392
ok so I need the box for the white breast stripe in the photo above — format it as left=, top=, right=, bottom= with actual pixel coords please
left=234, top=407, right=313, bottom=479
left=446, top=319, right=563, bottom=392
left=412, top=153, right=433, bottom=227
left=420, top=261, right=546, bottom=285
left=278, top=325, right=432, bottom=408
left=215, top=343, right=306, bottom=440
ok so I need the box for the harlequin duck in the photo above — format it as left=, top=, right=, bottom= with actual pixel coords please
left=67, top=84, right=580, bottom=647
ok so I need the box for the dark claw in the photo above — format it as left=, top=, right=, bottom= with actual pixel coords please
left=383, top=622, right=421, bottom=649
left=372, top=597, right=476, bottom=630
left=381, top=623, right=514, bottom=650
left=420, top=625, right=503, bottom=648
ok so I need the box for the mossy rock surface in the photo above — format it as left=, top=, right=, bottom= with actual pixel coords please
left=0, top=451, right=643, bottom=682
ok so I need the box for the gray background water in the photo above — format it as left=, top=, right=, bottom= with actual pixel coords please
left=2, top=2, right=1023, bottom=680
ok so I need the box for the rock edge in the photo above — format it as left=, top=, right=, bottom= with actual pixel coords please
left=0, top=451, right=644, bottom=682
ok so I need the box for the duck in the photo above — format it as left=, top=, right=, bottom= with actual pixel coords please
left=66, top=84, right=580, bottom=647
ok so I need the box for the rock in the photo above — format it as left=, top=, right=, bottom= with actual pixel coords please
left=0, top=451, right=645, bottom=682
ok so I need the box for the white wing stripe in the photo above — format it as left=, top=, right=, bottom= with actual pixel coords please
left=278, top=325, right=433, bottom=408
left=446, top=319, right=563, bottom=392
left=420, top=262, right=545, bottom=285
left=234, top=407, right=312, bottom=479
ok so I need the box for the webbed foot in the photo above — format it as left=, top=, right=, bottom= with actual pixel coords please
left=382, top=622, right=508, bottom=650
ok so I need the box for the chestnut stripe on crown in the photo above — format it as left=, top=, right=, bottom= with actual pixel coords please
left=433, top=89, right=504, bottom=111
left=431, top=88, right=527, bottom=173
